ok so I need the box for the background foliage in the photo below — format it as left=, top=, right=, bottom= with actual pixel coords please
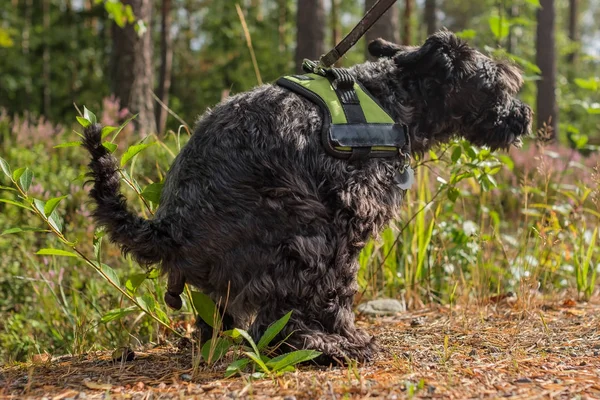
left=0, top=0, right=598, bottom=364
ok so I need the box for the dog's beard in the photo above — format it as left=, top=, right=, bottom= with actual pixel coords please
left=512, top=135, right=524, bottom=148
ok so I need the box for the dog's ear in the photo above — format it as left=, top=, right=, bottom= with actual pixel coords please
left=393, top=29, right=475, bottom=80
left=496, top=61, right=523, bottom=95
left=368, top=38, right=410, bottom=58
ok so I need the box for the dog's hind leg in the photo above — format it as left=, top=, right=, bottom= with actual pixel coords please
left=249, top=302, right=376, bottom=364
left=247, top=268, right=376, bottom=365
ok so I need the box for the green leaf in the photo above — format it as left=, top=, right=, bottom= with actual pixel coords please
left=125, top=273, right=147, bottom=294
left=100, top=263, right=121, bottom=287
left=35, top=198, right=49, bottom=215
left=76, top=116, right=91, bottom=128
left=93, top=230, right=104, bottom=261
left=451, top=146, right=462, bottom=163
left=244, top=351, right=270, bottom=373
left=103, top=142, right=118, bottom=153
left=488, top=15, right=511, bottom=40
left=0, top=27, right=14, bottom=47
left=44, top=195, right=68, bottom=217
left=455, top=29, right=476, bottom=40
left=498, top=155, right=514, bottom=171
left=201, top=338, right=232, bottom=365
left=232, top=329, right=260, bottom=355
left=136, top=295, right=149, bottom=312
left=447, top=187, right=460, bottom=202
left=154, top=306, right=170, bottom=324
left=464, top=144, right=477, bottom=160
left=48, top=211, right=63, bottom=233
left=101, top=126, right=117, bottom=139
left=2, top=227, right=50, bottom=235
left=508, top=54, right=541, bottom=74
left=140, top=182, right=163, bottom=204
left=120, top=169, right=142, bottom=192
left=0, top=198, right=33, bottom=210
left=569, top=133, right=588, bottom=149
left=54, top=141, right=82, bottom=149
left=0, top=157, right=11, bottom=178
left=257, top=311, right=292, bottom=350
left=574, top=78, right=598, bottom=91
left=147, top=268, right=160, bottom=279
left=83, top=106, right=97, bottom=124
left=265, top=350, right=321, bottom=371
left=586, top=107, right=600, bottom=117
left=19, top=168, right=32, bottom=192
left=120, top=143, right=155, bottom=167
left=190, top=291, right=221, bottom=328
left=12, top=167, right=26, bottom=182
left=224, top=359, right=250, bottom=378
left=111, top=114, right=138, bottom=142
left=36, top=248, right=78, bottom=257
left=100, top=306, right=138, bottom=323
left=524, top=0, right=541, bottom=7
left=139, top=293, right=156, bottom=312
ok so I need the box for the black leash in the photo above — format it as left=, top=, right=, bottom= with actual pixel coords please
left=319, top=0, right=399, bottom=68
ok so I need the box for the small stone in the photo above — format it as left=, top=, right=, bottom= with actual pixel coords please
left=283, top=396, right=297, bottom=400
left=180, top=374, right=193, bottom=382
left=580, top=361, right=587, bottom=366
left=594, top=351, right=599, bottom=357
left=515, top=377, right=532, bottom=383
left=357, top=299, right=406, bottom=315
left=157, top=382, right=167, bottom=389
left=469, top=349, right=477, bottom=357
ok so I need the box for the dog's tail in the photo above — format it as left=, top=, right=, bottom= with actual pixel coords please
left=81, top=124, right=176, bottom=266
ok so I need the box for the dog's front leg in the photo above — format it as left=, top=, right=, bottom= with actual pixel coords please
left=248, top=276, right=376, bottom=364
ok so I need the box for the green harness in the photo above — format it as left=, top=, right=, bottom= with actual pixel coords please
left=276, top=61, right=410, bottom=161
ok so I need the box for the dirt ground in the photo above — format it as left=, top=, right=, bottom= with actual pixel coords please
left=2, top=295, right=600, bottom=399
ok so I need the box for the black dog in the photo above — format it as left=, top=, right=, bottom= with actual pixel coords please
left=83, top=30, right=531, bottom=362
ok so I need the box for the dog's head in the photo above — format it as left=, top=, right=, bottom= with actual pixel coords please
left=369, top=29, right=532, bottom=151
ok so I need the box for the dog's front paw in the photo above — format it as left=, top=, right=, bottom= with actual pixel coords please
left=299, top=332, right=377, bottom=365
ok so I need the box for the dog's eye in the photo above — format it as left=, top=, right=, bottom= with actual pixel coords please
left=327, top=289, right=337, bottom=299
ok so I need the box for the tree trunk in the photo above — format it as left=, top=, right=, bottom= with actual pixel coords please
left=507, top=3, right=518, bottom=54
left=402, top=0, right=413, bottom=45
left=111, top=0, right=156, bottom=135
left=277, top=0, right=287, bottom=52
left=567, top=0, right=578, bottom=66
left=365, top=0, right=399, bottom=61
left=424, top=0, right=437, bottom=36
left=535, top=0, right=557, bottom=139
left=294, top=0, right=325, bottom=73
left=155, top=0, right=173, bottom=134
left=331, top=0, right=340, bottom=48
left=42, top=0, right=51, bottom=117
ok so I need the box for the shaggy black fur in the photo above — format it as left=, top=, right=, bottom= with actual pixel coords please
left=82, top=30, right=532, bottom=363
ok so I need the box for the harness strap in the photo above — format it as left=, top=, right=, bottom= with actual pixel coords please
left=277, top=70, right=410, bottom=161
left=319, top=0, right=400, bottom=67
left=303, top=61, right=373, bottom=160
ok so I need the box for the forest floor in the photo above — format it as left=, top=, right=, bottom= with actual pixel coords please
left=2, top=294, right=600, bottom=399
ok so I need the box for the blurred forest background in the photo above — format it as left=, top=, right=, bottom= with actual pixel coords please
left=0, top=0, right=598, bottom=363
left=1, top=0, right=599, bottom=139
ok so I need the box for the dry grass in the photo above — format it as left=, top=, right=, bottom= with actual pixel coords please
left=2, top=295, right=599, bottom=399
